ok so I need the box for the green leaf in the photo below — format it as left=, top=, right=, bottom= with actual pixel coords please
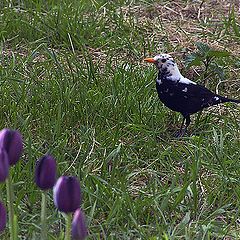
left=162, top=233, right=169, bottom=240
left=188, top=57, right=202, bottom=66
left=185, top=54, right=203, bottom=67
left=180, top=211, right=191, bottom=225
left=229, top=6, right=240, bottom=37
left=172, top=181, right=190, bottom=209
left=196, top=42, right=210, bottom=54
left=211, top=63, right=225, bottom=80
left=105, top=143, right=122, bottom=163
left=207, top=50, right=230, bottom=58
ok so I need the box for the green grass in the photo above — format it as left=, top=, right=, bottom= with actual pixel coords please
left=0, top=0, right=240, bottom=239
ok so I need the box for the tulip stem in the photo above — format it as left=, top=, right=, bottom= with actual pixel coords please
left=64, top=214, right=72, bottom=240
left=40, top=191, right=47, bottom=240
left=6, top=174, right=16, bottom=240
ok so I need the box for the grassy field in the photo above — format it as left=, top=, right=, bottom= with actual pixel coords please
left=0, top=0, right=240, bottom=239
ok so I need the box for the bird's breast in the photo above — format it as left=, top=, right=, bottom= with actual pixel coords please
left=155, top=80, right=189, bottom=114
left=156, top=81, right=177, bottom=103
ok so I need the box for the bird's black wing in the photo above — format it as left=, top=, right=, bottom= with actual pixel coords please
left=173, top=82, right=225, bottom=114
left=156, top=81, right=224, bottom=115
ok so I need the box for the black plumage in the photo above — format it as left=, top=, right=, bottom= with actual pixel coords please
left=144, top=54, right=240, bottom=136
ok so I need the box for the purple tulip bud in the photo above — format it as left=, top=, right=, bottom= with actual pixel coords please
left=0, top=129, right=23, bottom=165
left=53, top=176, right=81, bottom=213
left=72, top=208, right=88, bottom=240
left=0, top=148, right=9, bottom=182
left=0, top=201, right=7, bottom=232
left=35, top=155, right=57, bottom=190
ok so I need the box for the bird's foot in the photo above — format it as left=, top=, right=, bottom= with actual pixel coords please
left=175, top=129, right=187, bottom=138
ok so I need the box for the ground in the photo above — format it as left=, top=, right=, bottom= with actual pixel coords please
left=0, top=0, right=240, bottom=239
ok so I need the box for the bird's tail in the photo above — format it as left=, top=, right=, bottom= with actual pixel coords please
left=204, top=95, right=240, bottom=108
left=221, top=97, right=240, bottom=104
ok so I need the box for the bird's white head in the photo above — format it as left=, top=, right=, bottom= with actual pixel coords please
left=144, top=53, right=182, bottom=81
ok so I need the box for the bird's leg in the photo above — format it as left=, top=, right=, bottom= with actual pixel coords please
left=176, top=117, right=186, bottom=138
left=183, top=115, right=191, bottom=135
left=176, top=115, right=191, bottom=138
left=179, top=117, right=185, bottom=133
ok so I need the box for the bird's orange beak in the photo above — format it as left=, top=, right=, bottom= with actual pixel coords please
left=144, top=58, right=156, bottom=63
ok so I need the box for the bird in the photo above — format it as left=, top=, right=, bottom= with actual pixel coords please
left=144, top=53, right=240, bottom=136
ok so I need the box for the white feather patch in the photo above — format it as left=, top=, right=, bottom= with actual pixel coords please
left=156, top=79, right=162, bottom=85
left=179, top=77, right=196, bottom=85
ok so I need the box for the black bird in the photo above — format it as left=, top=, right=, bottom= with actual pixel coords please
left=144, top=53, right=240, bottom=136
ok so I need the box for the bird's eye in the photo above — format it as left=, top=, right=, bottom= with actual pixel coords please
left=161, top=59, right=167, bottom=63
